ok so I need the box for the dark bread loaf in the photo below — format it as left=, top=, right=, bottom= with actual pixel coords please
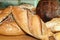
left=36, top=0, right=59, bottom=22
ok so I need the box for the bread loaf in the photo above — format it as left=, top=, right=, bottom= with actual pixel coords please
left=12, top=6, right=53, bottom=40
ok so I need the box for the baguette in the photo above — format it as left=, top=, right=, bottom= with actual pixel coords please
left=12, top=6, right=53, bottom=40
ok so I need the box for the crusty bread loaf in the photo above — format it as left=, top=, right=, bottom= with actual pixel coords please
left=12, top=6, right=53, bottom=40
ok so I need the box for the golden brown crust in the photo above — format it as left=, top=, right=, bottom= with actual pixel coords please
left=0, top=6, right=12, bottom=22
left=0, top=6, right=54, bottom=40
left=31, top=15, right=53, bottom=40
left=12, top=6, right=32, bottom=35
left=12, top=6, right=53, bottom=40
left=0, top=13, right=25, bottom=35
left=0, top=21, right=25, bottom=35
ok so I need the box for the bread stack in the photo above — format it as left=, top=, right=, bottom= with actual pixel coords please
left=1, top=4, right=60, bottom=40
left=0, top=4, right=53, bottom=40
